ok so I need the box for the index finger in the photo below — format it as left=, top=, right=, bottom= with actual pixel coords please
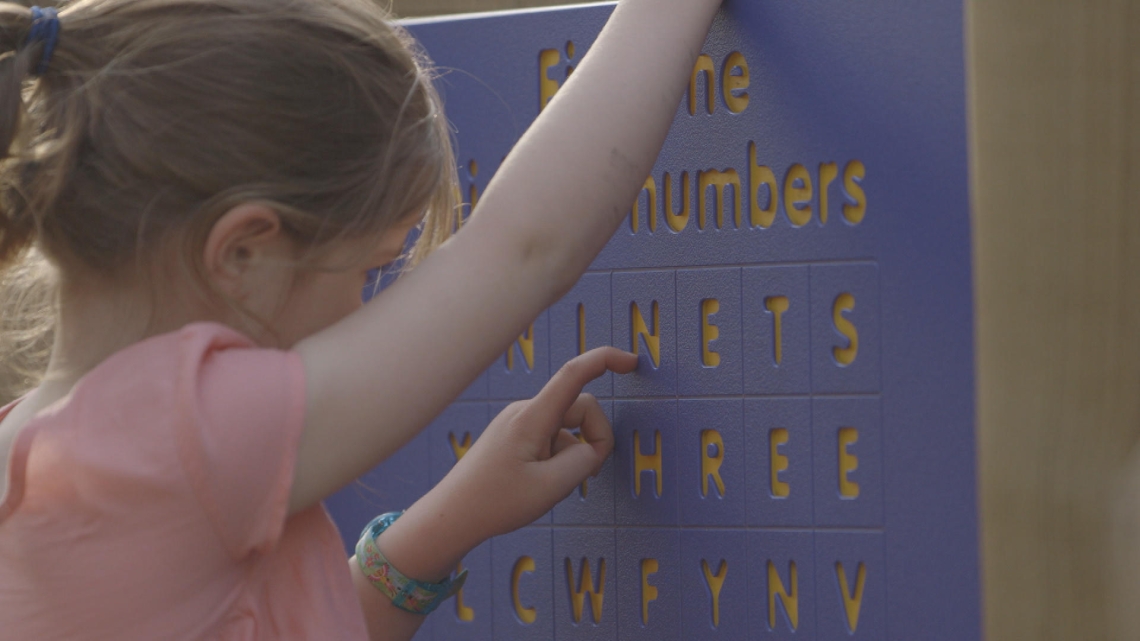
left=532, top=347, right=638, bottom=414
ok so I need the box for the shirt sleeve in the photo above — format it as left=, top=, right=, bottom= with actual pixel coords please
left=175, top=323, right=308, bottom=560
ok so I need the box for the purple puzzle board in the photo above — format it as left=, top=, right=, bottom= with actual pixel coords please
left=325, top=2, right=980, bottom=639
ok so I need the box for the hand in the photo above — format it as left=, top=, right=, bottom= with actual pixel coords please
left=371, top=347, right=637, bottom=587
left=442, top=346, right=638, bottom=540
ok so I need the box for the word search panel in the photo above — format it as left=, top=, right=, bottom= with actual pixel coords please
left=327, top=3, right=980, bottom=640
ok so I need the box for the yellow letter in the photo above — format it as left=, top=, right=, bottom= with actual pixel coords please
left=769, top=428, right=790, bottom=498
left=664, top=171, right=691, bottom=232
left=449, top=432, right=473, bottom=462
left=701, top=559, right=728, bottom=627
left=539, top=49, right=561, bottom=111
left=783, top=164, right=813, bottom=227
left=818, top=161, right=838, bottom=225
left=633, top=430, right=663, bottom=498
left=630, top=176, right=658, bottom=233
left=630, top=301, right=661, bottom=368
left=838, top=427, right=860, bottom=499
left=512, top=556, right=537, bottom=625
left=701, top=299, right=721, bottom=367
left=750, top=143, right=778, bottom=228
left=456, top=561, right=475, bottom=621
left=689, top=54, right=715, bottom=115
left=565, top=557, right=606, bottom=624
left=832, top=293, right=858, bottom=366
left=641, top=558, right=659, bottom=625
left=577, top=303, right=587, bottom=356
left=843, top=160, right=866, bottom=224
left=722, top=52, right=750, bottom=114
left=764, top=296, right=789, bottom=365
left=506, top=323, right=536, bottom=371
left=699, top=168, right=742, bottom=229
left=836, top=562, right=867, bottom=632
left=767, top=560, right=799, bottom=630
left=700, top=429, right=725, bottom=498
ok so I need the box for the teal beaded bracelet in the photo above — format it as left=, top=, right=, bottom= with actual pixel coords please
left=355, top=511, right=468, bottom=615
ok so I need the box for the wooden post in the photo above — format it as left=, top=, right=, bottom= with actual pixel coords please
left=969, top=1, right=1140, bottom=639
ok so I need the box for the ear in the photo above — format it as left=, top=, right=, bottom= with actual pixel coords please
left=203, top=203, right=289, bottom=299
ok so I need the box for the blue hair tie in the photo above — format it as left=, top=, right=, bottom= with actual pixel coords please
left=25, top=6, right=60, bottom=76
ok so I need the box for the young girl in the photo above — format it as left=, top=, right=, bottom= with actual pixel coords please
left=0, top=0, right=721, bottom=638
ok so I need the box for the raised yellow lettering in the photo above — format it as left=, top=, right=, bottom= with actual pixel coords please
left=700, top=429, right=725, bottom=498
left=764, top=296, right=789, bottom=365
left=818, top=161, right=838, bottom=225
left=700, top=299, right=721, bottom=367
left=641, top=558, right=659, bottom=625
left=843, top=160, right=866, bottom=224
left=838, top=427, right=860, bottom=499
left=664, top=171, right=691, bottom=232
left=512, top=556, right=537, bottom=625
left=449, top=432, right=473, bottom=462
left=630, top=176, right=658, bottom=233
left=633, top=430, right=663, bottom=498
left=689, top=54, right=716, bottom=115
left=722, top=52, right=750, bottom=114
left=565, top=557, right=606, bottom=624
left=749, top=142, right=778, bottom=228
left=506, top=323, right=536, bottom=371
left=832, top=293, right=858, bottom=366
left=699, top=168, right=742, bottom=229
left=783, top=164, right=813, bottom=227
left=630, top=301, right=661, bottom=368
left=701, top=559, right=728, bottom=627
left=769, top=428, right=790, bottom=498
left=456, top=561, right=475, bottom=621
left=836, top=561, right=867, bottom=632
left=767, top=560, right=799, bottom=630
left=577, top=303, right=587, bottom=356
left=539, top=49, right=561, bottom=112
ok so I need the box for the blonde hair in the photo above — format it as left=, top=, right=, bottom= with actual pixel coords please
left=0, top=0, right=458, bottom=402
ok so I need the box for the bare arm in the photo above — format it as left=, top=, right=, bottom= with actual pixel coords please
left=291, top=0, right=721, bottom=512
left=349, top=348, right=638, bottom=641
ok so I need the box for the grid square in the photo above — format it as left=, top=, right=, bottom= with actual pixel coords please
left=677, top=268, right=743, bottom=396
left=678, top=400, right=746, bottom=526
left=554, top=528, right=618, bottom=641
left=615, top=529, right=681, bottom=641
left=742, top=266, right=811, bottom=395
left=809, top=264, right=881, bottom=394
left=491, top=528, right=555, bottom=640
left=745, top=398, right=813, bottom=528
left=613, top=271, right=677, bottom=396
left=614, top=400, right=679, bottom=526
left=813, top=532, right=887, bottom=640
left=550, top=273, right=614, bottom=398
left=489, top=310, right=551, bottom=400
left=812, top=397, right=884, bottom=528
left=680, top=530, right=749, bottom=640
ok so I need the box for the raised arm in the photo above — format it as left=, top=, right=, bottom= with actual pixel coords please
left=291, top=0, right=722, bottom=513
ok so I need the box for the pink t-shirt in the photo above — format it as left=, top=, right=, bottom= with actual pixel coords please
left=0, top=323, right=369, bottom=640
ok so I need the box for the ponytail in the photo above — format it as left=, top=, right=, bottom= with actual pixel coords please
left=0, top=3, right=58, bottom=403
left=0, top=3, right=38, bottom=269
